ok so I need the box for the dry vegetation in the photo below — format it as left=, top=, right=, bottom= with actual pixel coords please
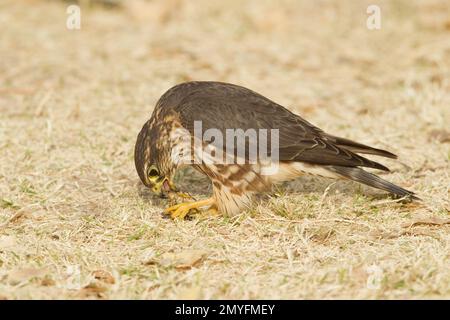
left=0, top=0, right=449, bottom=299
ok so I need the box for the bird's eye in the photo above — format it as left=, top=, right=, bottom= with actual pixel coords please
left=148, top=167, right=159, bottom=178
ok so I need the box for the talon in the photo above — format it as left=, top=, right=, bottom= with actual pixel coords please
left=164, top=203, right=191, bottom=220
left=164, top=202, right=196, bottom=220
left=163, top=198, right=216, bottom=220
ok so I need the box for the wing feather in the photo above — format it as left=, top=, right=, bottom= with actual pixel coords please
left=162, top=82, right=390, bottom=171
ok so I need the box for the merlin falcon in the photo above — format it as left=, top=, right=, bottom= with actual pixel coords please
left=135, top=81, right=417, bottom=219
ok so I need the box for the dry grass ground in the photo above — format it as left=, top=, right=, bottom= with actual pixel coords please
left=0, top=0, right=449, bottom=299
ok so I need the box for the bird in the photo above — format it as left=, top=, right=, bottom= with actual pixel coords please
left=134, top=81, right=417, bottom=219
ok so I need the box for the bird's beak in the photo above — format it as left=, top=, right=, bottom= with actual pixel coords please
left=150, top=177, right=176, bottom=198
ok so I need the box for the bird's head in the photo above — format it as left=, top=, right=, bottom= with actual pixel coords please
left=134, top=121, right=177, bottom=197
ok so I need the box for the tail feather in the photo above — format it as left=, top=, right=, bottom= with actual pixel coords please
left=324, top=135, right=397, bottom=159
left=326, top=165, right=419, bottom=200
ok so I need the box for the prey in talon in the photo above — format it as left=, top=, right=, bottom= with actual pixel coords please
left=134, top=81, right=418, bottom=220
left=141, top=167, right=203, bottom=219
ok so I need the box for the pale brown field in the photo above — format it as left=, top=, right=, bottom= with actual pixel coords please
left=0, top=0, right=449, bottom=299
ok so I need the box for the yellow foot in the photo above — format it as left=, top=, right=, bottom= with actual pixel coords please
left=164, top=198, right=215, bottom=220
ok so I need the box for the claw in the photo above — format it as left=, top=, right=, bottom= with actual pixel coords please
left=163, top=198, right=215, bottom=220
left=164, top=203, right=191, bottom=220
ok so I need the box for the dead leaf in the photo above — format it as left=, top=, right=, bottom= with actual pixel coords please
left=41, top=277, right=56, bottom=286
left=155, top=250, right=208, bottom=270
left=402, top=217, right=450, bottom=228
left=92, top=270, right=115, bottom=284
left=140, top=248, right=157, bottom=265
left=77, top=283, right=107, bottom=299
left=445, top=20, right=450, bottom=31
left=7, top=267, right=49, bottom=285
left=428, top=129, right=450, bottom=143
left=429, top=73, right=443, bottom=84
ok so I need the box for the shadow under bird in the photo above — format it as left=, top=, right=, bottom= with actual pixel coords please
left=134, top=81, right=417, bottom=219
